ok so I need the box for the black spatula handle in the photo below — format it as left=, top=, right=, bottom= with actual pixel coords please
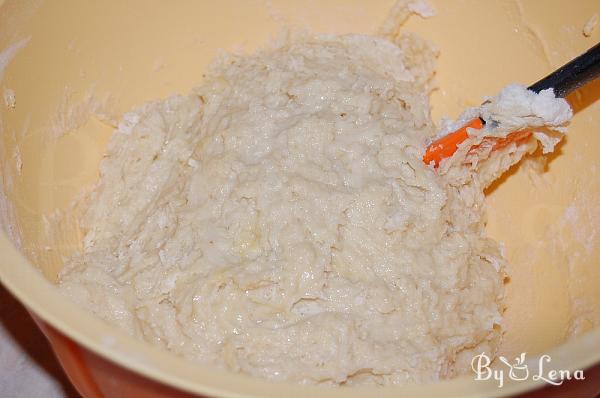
left=528, top=42, right=600, bottom=98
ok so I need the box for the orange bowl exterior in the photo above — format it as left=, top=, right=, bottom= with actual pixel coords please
left=32, top=314, right=201, bottom=398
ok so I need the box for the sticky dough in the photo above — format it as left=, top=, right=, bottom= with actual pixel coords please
left=58, top=30, right=570, bottom=385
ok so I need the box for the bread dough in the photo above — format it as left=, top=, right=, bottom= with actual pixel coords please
left=58, top=30, right=570, bottom=385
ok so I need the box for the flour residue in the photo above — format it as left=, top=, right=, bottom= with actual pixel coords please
left=0, top=37, right=31, bottom=246
left=48, top=87, right=117, bottom=140
left=0, top=37, right=31, bottom=82
left=3, top=88, right=16, bottom=109
left=583, top=14, right=599, bottom=37
left=503, top=0, right=552, bottom=68
left=562, top=197, right=599, bottom=256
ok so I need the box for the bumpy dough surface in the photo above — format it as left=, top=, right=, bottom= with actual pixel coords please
left=58, top=30, right=569, bottom=385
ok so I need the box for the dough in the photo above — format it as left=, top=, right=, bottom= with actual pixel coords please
left=58, top=30, right=570, bottom=385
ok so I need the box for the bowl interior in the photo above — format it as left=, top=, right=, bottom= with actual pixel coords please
left=1, top=0, right=600, bottom=395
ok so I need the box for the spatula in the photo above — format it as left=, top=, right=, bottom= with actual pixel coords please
left=423, top=41, right=600, bottom=167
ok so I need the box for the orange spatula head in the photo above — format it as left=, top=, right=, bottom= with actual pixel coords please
left=423, top=118, right=484, bottom=166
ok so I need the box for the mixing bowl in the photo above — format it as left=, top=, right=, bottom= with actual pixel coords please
left=1, top=1, right=599, bottom=396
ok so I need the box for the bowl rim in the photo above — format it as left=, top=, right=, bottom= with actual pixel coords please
left=1, top=231, right=600, bottom=398
left=1, top=0, right=599, bottom=394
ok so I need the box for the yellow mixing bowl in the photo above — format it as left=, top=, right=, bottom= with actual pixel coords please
left=1, top=1, right=599, bottom=397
